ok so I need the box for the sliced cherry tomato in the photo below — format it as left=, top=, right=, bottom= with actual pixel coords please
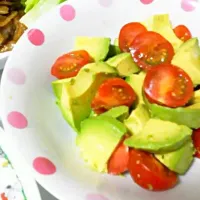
left=51, top=50, right=91, bottom=79
left=1, top=193, right=8, bottom=200
left=91, top=78, right=136, bottom=114
left=173, top=25, right=192, bottom=42
left=108, top=135, right=129, bottom=175
left=129, top=31, right=174, bottom=71
left=192, top=128, right=200, bottom=158
left=128, top=149, right=178, bottom=191
left=119, top=22, right=147, bottom=52
left=143, top=64, right=194, bottom=108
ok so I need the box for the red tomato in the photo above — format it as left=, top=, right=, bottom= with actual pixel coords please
left=129, top=31, right=174, bottom=71
left=143, top=64, right=194, bottom=108
left=119, top=22, right=147, bottom=52
left=173, top=25, right=192, bottom=42
left=1, top=193, right=8, bottom=200
left=192, top=128, right=200, bottom=158
left=128, top=149, right=178, bottom=191
left=51, top=50, right=91, bottom=79
left=108, top=135, right=129, bottom=175
left=91, top=78, right=136, bottom=114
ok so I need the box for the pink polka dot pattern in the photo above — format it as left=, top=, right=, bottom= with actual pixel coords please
left=60, top=4, right=76, bottom=21
left=181, top=0, right=198, bottom=11
left=140, top=0, right=154, bottom=4
left=28, top=29, right=45, bottom=46
left=98, top=0, right=113, bottom=7
left=86, top=194, right=109, bottom=200
left=33, top=157, right=56, bottom=175
left=7, top=68, right=26, bottom=85
left=7, top=111, right=28, bottom=129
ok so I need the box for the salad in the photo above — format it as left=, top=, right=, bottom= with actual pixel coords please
left=0, top=0, right=66, bottom=53
left=51, top=14, right=200, bottom=192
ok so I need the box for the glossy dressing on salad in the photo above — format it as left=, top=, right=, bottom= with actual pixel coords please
left=51, top=14, right=200, bottom=192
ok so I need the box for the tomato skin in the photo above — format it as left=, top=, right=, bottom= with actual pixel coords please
left=173, top=25, right=192, bottom=42
left=91, top=78, right=136, bottom=114
left=51, top=50, right=91, bottom=79
left=119, top=22, right=147, bottom=52
left=192, top=129, right=200, bottom=158
left=129, top=31, right=174, bottom=71
left=108, top=135, right=129, bottom=175
left=128, top=149, right=178, bottom=191
left=143, top=64, right=194, bottom=108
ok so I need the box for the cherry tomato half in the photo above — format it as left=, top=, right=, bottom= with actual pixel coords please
left=108, top=135, right=129, bottom=175
left=143, top=64, right=194, bottom=108
left=128, top=149, right=178, bottom=191
left=129, top=31, right=174, bottom=71
left=51, top=50, right=91, bottom=79
left=91, top=78, right=136, bottom=114
left=173, top=25, right=192, bottom=42
left=192, top=128, right=200, bottom=158
left=119, top=22, right=147, bottom=52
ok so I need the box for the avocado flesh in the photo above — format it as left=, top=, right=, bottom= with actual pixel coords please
left=124, top=104, right=150, bottom=135
left=99, top=106, right=129, bottom=121
left=107, top=44, right=121, bottom=58
left=172, top=38, right=200, bottom=86
left=74, top=37, right=111, bottom=62
left=126, top=73, right=146, bottom=105
left=52, top=78, right=71, bottom=100
left=143, top=14, right=183, bottom=51
left=155, top=139, right=194, bottom=175
left=124, top=118, right=192, bottom=153
left=77, top=115, right=127, bottom=172
left=57, top=62, right=117, bottom=131
left=145, top=96, right=200, bottom=129
left=106, top=53, right=140, bottom=76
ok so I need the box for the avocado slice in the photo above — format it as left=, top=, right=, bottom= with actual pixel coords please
left=124, top=118, right=192, bottom=153
left=143, top=14, right=183, bottom=51
left=100, top=106, right=129, bottom=121
left=52, top=78, right=72, bottom=100
left=106, top=53, right=140, bottom=76
left=124, top=104, right=150, bottom=135
left=57, top=62, right=117, bottom=131
left=191, top=89, right=200, bottom=104
left=106, top=39, right=121, bottom=58
left=126, top=73, right=146, bottom=105
left=77, top=115, right=127, bottom=172
left=172, top=38, right=200, bottom=86
left=145, top=97, right=200, bottom=129
left=74, top=37, right=111, bottom=62
left=155, top=139, right=194, bottom=175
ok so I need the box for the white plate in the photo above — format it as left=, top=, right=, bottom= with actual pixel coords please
left=1, top=0, right=200, bottom=200
left=0, top=127, right=41, bottom=200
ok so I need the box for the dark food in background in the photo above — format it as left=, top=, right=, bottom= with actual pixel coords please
left=0, top=0, right=27, bottom=53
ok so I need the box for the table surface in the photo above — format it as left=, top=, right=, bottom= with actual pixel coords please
left=0, top=69, right=58, bottom=200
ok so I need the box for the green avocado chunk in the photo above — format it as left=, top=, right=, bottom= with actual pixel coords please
left=155, top=139, right=194, bottom=174
left=143, top=14, right=183, bottom=51
left=56, top=62, right=117, bottom=131
left=124, top=104, right=150, bottom=135
left=76, top=115, right=127, bottom=172
left=100, top=106, right=129, bottom=121
left=124, top=118, right=192, bottom=153
left=145, top=97, right=200, bottom=129
left=126, top=73, right=146, bottom=105
left=172, top=38, right=200, bottom=86
left=52, top=78, right=71, bottom=100
left=106, top=53, right=140, bottom=76
left=74, top=37, right=111, bottom=62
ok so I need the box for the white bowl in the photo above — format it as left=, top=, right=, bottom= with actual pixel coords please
left=1, top=0, right=200, bottom=200
left=0, top=127, right=42, bottom=200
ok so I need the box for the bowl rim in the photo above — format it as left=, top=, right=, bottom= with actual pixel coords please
left=0, top=127, right=42, bottom=200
